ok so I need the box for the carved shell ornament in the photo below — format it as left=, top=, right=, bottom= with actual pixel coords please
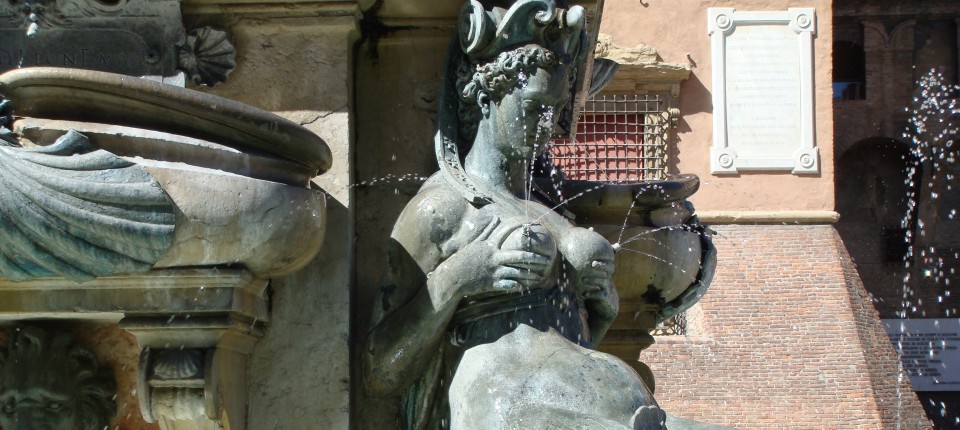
left=152, top=349, right=205, bottom=380
left=178, top=26, right=236, bottom=87
left=438, top=0, right=587, bottom=205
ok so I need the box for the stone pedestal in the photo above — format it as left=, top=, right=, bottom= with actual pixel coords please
left=0, top=269, right=267, bottom=430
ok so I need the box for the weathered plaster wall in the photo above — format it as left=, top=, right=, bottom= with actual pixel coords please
left=353, top=27, right=452, bottom=429
left=187, top=10, right=358, bottom=429
left=600, top=0, right=835, bottom=212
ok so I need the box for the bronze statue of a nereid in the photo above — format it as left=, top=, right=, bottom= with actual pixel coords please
left=363, top=1, right=665, bottom=428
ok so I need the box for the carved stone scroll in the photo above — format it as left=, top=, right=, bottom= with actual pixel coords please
left=0, top=129, right=176, bottom=282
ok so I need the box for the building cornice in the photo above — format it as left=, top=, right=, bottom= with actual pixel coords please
left=181, top=0, right=362, bottom=18
left=698, top=210, right=840, bottom=224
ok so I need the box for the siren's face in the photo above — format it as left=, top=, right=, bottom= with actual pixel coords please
left=491, top=64, right=570, bottom=160
left=0, top=389, right=76, bottom=430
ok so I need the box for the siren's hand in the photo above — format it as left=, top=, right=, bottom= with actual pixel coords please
left=559, top=227, right=619, bottom=343
left=491, top=248, right=553, bottom=290
left=576, top=259, right=615, bottom=302
left=578, top=258, right=619, bottom=344
left=428, top=240, right=553, bottom=308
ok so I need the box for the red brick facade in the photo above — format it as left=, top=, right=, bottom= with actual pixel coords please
left=641, top=224, right=930, bottom=429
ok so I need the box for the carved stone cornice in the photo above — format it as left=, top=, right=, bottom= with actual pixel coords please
left=0, top=268, right=268, bottom=430
left=181, top=0, right=362, bottom=18
left=0, top=269, right=267, bottom=324
left=593, top=33, right=691, bottom=96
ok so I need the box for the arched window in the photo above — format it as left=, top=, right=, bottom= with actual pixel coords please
left=833, top=40, right=866, bottom=100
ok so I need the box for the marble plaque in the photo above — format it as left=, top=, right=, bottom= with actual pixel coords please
left=708, top=8, right=818, bottom=174
left=883, top=318, right=960, bottom=391
left=0, top=29, right=157, bottom=75
left=0, top=0, right=183, bottom=77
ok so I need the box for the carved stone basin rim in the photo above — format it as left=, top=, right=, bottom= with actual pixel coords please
left=0, top=67, right=332, bottom=175
left=542, top=174, right=700, bottom=225
left=560, top=174, right=700, bottom=209
left=0, top=68, right=329, bottom=282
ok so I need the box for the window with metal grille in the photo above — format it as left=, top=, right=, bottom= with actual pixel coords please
left=651, top=312, right=687, bottom=336
left=550, top=93, right=670, bottom=182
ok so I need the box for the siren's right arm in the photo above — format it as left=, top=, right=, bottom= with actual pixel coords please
left=362, top=188, right=497, bottom=397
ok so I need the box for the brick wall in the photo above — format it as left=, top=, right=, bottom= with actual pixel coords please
left=641, top=224, right=930, bottom=429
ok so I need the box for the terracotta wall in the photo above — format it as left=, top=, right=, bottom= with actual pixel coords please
left=599, top=0, right=835, bottom=212
left=642, top=225, right=930, bottom=429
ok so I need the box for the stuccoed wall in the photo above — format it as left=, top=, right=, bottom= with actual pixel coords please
left=353, top=27, right=452, bottom=429
left=600, top=0, right=835, bottom=213
left=187, top=5, right=358, bottom=428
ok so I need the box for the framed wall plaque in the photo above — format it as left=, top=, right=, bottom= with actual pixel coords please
left=708, top=8, right=818, bottom=174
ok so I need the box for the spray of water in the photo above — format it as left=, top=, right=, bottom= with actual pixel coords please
left=895, top=69, right=960, bottom=426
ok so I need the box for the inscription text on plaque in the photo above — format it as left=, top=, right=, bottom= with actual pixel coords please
left=708, top=8, right=818, bottom=174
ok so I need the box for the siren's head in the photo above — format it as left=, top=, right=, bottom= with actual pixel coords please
left=455, top=0, right=587, bottom=152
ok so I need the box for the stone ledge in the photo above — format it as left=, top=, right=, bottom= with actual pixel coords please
left=181, top=0, right=361, bottom=17
left=0, top=268, right=268, bottom=323
left=697, top=210, right=840, bottom=224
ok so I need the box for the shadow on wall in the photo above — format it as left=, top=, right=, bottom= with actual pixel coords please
left=667, top=72, right=709, bottom=175
left=835, top=137, right=914, bottom=318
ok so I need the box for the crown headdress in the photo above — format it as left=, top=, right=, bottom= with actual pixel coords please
left=437, top=0, right=587, bottom=205
left=460, top=0, right=586, bottom=64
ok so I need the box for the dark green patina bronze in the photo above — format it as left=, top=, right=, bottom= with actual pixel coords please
left=363, top=1, right=673, bottom=428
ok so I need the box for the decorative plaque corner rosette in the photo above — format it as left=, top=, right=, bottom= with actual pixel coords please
left=707, top=8, right=818, bottom=175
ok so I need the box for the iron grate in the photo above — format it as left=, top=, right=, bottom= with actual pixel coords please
left=550, top=93, right=669, bottom=182
left=651, top=312, right=687, bottom=336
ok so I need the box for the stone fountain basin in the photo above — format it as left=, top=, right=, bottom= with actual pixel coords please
left=0, top=67, right=331, bottom=177
left=0, top=68, right=329, bottom=280
left=557, top=175, right=707, bottom=315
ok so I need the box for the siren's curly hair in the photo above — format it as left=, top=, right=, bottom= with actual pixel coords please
left=0, top=326, right=116, bottom=430
left=456, top=45, right=558, bottom=141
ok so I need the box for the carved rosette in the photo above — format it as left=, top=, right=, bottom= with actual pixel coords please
left=178, top=27, right=236, bottom=87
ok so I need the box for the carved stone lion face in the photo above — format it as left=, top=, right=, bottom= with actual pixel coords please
left=0, top=389, right=77, bottom=430
left=0, top=327, right=115, bottom=430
